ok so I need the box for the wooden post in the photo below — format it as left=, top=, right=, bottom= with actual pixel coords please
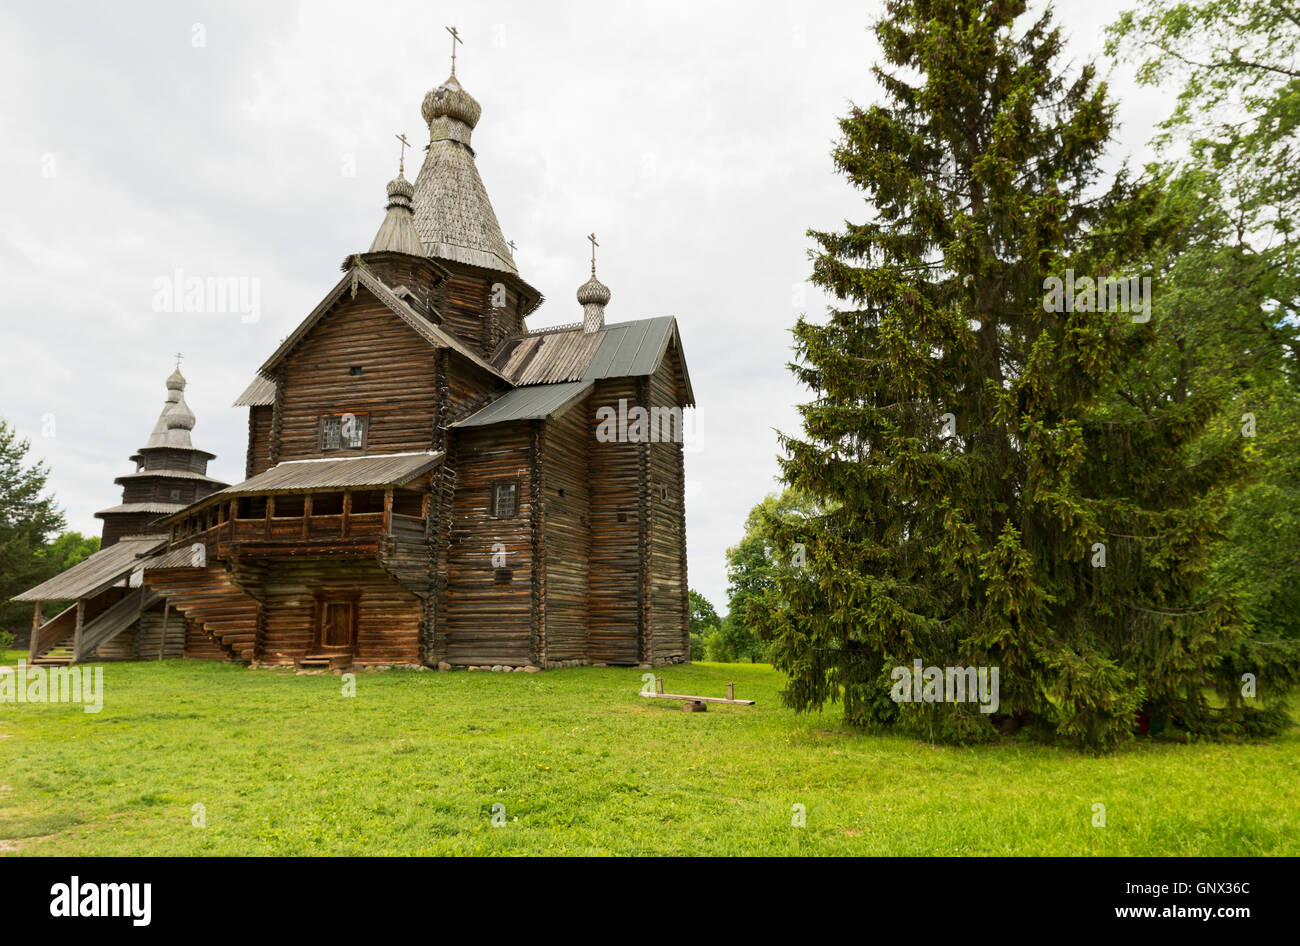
left=265, top=496, right=274, bottom=540
left=30, top=602, right=42, bottom=660
left=656, top=676, right=664, bottom=694
left=159, top=600, right=171, bottom=659
left=73, top=600, right=85, bottom=662
left=342, top=491, right=353, bottom=538
left=383, top=489, right=393, bottom=535
left=302, top=494, right=312, bottom=539
left=727, top=682, right=734, bottom=701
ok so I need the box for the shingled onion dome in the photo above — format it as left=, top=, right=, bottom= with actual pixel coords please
left=422, top=74, right=482, bottom=147
left=578, top=268, right=611, bottom=333
left=411, top=74, right=518, bottom=274
left=145, top=369, right=198, bottom=449
left=368, top=171, right=424, bottom=256
left=163, top=373, right=197, bottom=445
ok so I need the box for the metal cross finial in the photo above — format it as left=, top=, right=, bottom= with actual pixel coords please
left=446, top=26, right=463, bottom=76
left=507, top=239, right=517, bottom=254
left=587, top=232, right=599, bottom=275
left=174, top=352, right=183, bottom=370
left=395, top=133, right=411, bottom=174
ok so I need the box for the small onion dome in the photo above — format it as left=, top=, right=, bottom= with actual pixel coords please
left=166, top=368, right=186, bottom=392
left=421, top=75, right=481, bottom=130
left=578, top=272, right=610, bottom=333
left=386, top=173, right=415, bottom=210
left=577, top=273, right=611, bottom=307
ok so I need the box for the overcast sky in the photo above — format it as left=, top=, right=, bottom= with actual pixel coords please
left=1, top=0, right=1171, bottom=610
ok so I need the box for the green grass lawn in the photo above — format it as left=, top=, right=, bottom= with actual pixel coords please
left=1, top=659, right=1296, bottom=855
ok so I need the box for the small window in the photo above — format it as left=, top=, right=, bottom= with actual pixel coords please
left=320, top=413, right=367, bottom=451
left=350, top=366, right=363, bottom=377
left=492, top=482, right=519, bottom=518
left=170, top=489, right=182, bottom=502
left=494, top=568, right=513, bottom=584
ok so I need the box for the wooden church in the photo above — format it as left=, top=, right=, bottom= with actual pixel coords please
left=15, top=59, right=695, bottom=672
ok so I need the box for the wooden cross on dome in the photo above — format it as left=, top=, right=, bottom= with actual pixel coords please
left=587, top=232, right=598, bottom=275
left=446, top=26, right=463, bottom=76
left=174, top=352, right=183, bottom=370
left=395, top=133, right=410, bottom=174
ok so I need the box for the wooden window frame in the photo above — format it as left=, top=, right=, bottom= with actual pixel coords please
left=319, top=412, right=370, bottom=453
left=490, top=479, right=520, bottom=518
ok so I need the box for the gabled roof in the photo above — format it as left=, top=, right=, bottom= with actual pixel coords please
left=257, top=263, right=507, bottom=382
left=489, top=317, right=695, bottom=405
left=12, top=535, right=168, bottom=602
left=452, top=381, right=593, bottom=429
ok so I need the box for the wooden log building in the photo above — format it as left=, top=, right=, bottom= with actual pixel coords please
left=14, top=67, right=695, bottom=672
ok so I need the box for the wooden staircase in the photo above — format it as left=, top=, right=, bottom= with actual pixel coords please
left=29, top=604, right=78, bottom=666
left=142, top=565, right=261, bottom=662
left=75, top=587, right=161, bottom=661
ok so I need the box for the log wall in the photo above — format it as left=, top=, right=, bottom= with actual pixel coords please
left=540, top=401, right=589, bottom=662
left=444, top=422, right=534, bottom=665
left=586, top=378, right=643, bottom=664
left=647, top=353, right=689, bottom=661
left=275, top=290, right=438, bottom=461
left=247, top=405, right=273, bottom=477
left=235, top=557, right=422, bottom=665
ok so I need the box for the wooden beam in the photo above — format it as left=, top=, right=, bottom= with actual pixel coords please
left=159, top=600, right=171, bottom=659
left=302, top=493, right=312, bottom=539
left=641, top=691, right=755, bottom=706
left=73, top=600, right=85, bottom=662
left=30, top=602, right=42, bottom=660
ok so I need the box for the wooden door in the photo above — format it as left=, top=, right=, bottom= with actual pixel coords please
left=316, top=598, right=356, bottom=652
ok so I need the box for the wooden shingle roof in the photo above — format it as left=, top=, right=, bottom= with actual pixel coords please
left=215, top=451, right=444, bottom=497
left=12, top=535, right=168, bottom=602
left=232, top=375, right=275, bottom=407
left=412, top=75, right=518, bottom=276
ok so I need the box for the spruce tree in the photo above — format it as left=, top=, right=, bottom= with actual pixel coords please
left=0, top=419, right=67, bottom=632
left=756, top=0, right=1260, bottom=749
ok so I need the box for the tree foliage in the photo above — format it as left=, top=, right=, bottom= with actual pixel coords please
left=753, top=0, right=1286, bottom=750
left=0, top=419, right=67, bottom=633
left=688, top=589, right=723, bottom=660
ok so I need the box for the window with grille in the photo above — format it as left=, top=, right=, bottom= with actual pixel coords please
left=492, top=481, right=519, bottom=518
left=320, top=414, right=366, bottom=451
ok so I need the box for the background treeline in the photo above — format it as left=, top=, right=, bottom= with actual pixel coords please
left=0, top=420, right=99, bottom=654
